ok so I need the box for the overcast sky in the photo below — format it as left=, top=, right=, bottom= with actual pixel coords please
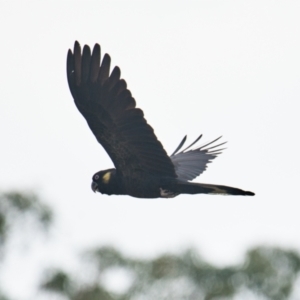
left=1, top=1, right=300, bottom=298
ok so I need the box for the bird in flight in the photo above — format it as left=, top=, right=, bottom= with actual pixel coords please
left=67, top=41, right=254, bottom=198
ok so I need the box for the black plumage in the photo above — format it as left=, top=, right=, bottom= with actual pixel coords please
left=67, top=41, right=254, bottom=198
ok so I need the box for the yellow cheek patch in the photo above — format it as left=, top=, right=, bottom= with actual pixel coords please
left=102, top=171, right=111, bottom=184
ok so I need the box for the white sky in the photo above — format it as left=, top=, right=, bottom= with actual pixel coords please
left=1, top=1, right=300, bottom=298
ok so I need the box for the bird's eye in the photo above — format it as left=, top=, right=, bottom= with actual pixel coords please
left=94, top=175, right=99, bottom=180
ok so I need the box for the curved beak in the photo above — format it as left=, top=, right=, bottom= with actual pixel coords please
left=91, top=181, right=98, bottom=193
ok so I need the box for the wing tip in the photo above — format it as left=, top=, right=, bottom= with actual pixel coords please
left=103, top=53, right=111, bottom=63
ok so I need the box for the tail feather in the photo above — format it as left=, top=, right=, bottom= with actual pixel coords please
left=175, top=181, right=255, bottom=196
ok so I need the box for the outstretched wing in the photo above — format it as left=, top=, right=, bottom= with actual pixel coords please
left=67, top=41, right=177, bottom=178
left=170, top=135, right=226, bottom=181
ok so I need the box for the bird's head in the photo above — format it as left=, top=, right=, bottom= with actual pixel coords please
left=91, top=168, right=117, bottom=194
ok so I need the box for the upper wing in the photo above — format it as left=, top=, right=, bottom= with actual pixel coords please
left=67, top=41, right=177, bottom=178
left=170, top=135, right=226, bottom=181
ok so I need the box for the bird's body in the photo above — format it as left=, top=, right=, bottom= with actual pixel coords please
left=92, top=168, right=177, bottom=198
left=67, top=41, right=254, bottom=198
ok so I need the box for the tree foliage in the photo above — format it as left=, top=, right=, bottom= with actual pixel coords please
left=0, top=190, right=300, bottom=300
left=0, top=190, right=53, bottom=299
left=0, top=191, right=52, bottom=248
left=41, top=245, right=300, bottom=300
